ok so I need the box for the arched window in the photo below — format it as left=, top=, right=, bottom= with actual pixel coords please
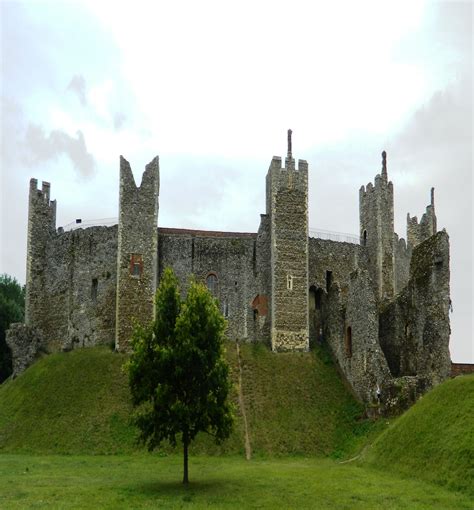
left=345, top=326, right=352, bottom=358
left=206, top=273, right=218, bottom=296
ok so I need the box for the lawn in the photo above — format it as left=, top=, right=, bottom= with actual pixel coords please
left=0, top=454, right=471, bottom=509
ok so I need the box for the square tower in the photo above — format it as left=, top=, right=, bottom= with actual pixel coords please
left=359, top=151, right=395, bottom=302
left=115, top=156, right=160, bottom=351
left=266, top=130, right=309, bottom=351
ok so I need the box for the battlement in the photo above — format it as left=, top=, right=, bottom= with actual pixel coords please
left=268, top=155, right=308, bottom=173
left=266, top=156, right=308, bottom=206
left=29, top=178, right=56, bottom=213
left=359, top=152, right=395, bottom=200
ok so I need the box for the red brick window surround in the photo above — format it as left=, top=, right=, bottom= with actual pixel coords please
left=130, top=254, right=143, bottom=278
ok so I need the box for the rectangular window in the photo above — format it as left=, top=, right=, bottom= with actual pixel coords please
left=130, top=254, right=143, bottom=278
left=287, top=274, right=293, bottom=291
left=326, top=271, right=332, bottom=293
left=91, top=278, right=98, bottom=301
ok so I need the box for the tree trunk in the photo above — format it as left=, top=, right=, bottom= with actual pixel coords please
left=183, top=431, right=189, bottom=485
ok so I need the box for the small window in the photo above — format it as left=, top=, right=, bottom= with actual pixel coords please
left=91, top=278, right=98, bottom=301
left=315, top=289, right=323, bottom=310
left=223, top=301, right=229, bottom=318
left=287, top=274, right=293, bottom=291
left=363, top=230, right=367, bottom=246
left=345, top=326, right=352, bottom=358
left=326, top=271, right=332, bottom=293
left=130, top=254, right=143, bottom=278
left=206, top=273, right=218, bottom=296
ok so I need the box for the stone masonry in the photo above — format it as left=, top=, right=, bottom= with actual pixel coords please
left=115, top=156, right=160, bottom=351
left=8, top=132, right=452, bottom=412
left=267, top=134, right=309, bottom=352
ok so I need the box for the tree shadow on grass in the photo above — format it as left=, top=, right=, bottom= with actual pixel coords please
left=131, top=479, right=227, bottom=498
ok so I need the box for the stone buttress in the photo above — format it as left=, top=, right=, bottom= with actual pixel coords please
left=115, top=156, right=160, bottom=351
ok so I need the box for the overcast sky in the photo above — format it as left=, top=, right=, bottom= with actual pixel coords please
left=0, top=0, right=472, bottom=362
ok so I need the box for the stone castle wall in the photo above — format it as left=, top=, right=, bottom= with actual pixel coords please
left=25, top=217, right=117, bottom=352
left=11, top=143, right=452, bottom=415
left=158, top=228, right=261, bottom=342
left=379, top=231, right=451, bottom=386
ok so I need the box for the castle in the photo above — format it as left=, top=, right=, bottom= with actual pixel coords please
left=7, top=131, right=452, bottom=411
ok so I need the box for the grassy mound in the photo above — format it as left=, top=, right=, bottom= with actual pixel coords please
left=0, top=348, right=136, bottom=454
left=236, top=342, right=380, bottom=457
left=363, top=374, right=474, bottom=496
left=0, top=343, right=379, bottom=457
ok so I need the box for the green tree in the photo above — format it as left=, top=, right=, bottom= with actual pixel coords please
left=0, top=274, right=25, bottom=383
left=128, top=268, right=234, bottom=484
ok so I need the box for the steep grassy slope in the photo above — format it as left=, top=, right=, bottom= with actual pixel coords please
left=0, top=343, right=379, bottom=457
left=238, top=342, right=378, bottom=457
left=0, top=348, right=136, bottom=454
left=363, top=374, right=474, bottom=496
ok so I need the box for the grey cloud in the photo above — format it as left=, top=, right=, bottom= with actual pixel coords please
left=386, top=82, right=472, bottom=361
left=392, top=75, right=471, bottom=153
left=23, top=124, right=96, bottom=178
left=67, top=74, right=87, bottom=106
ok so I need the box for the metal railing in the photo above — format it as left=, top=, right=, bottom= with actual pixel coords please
left=309, top=228, right=360, bottom=245
left=60, top=217, right=118, bottom=231
left=60, top=219, right=360, bottom=245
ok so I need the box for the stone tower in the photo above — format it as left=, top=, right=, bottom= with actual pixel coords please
left=359, top=151, right=395, bottom=302
left=266, top=130, right=309, bottom=351
left=25, top=179, right=56, bottom=327
left=407, top=188, right=437, bottom=249
left=115, top=156, right=160, bottom=352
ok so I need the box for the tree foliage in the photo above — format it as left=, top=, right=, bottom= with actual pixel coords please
left=0, top=274, right=25, bottom=383
left=127, top=268, right=234, bottom=483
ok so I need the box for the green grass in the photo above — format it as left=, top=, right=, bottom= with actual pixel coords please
left=1, top=345, right=473, bottom=504
left=0, top=347, right=137, bottom=454
left=1, top=454, right=472, bottom=509
left=0, top=343, right=382, bottom=458
left=238, top=342, right=384, bottom=458
left=363, top=374, right=474, bottom=496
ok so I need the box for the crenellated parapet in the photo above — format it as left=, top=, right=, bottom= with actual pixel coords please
left=115, top=156, right=160, bottom=352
